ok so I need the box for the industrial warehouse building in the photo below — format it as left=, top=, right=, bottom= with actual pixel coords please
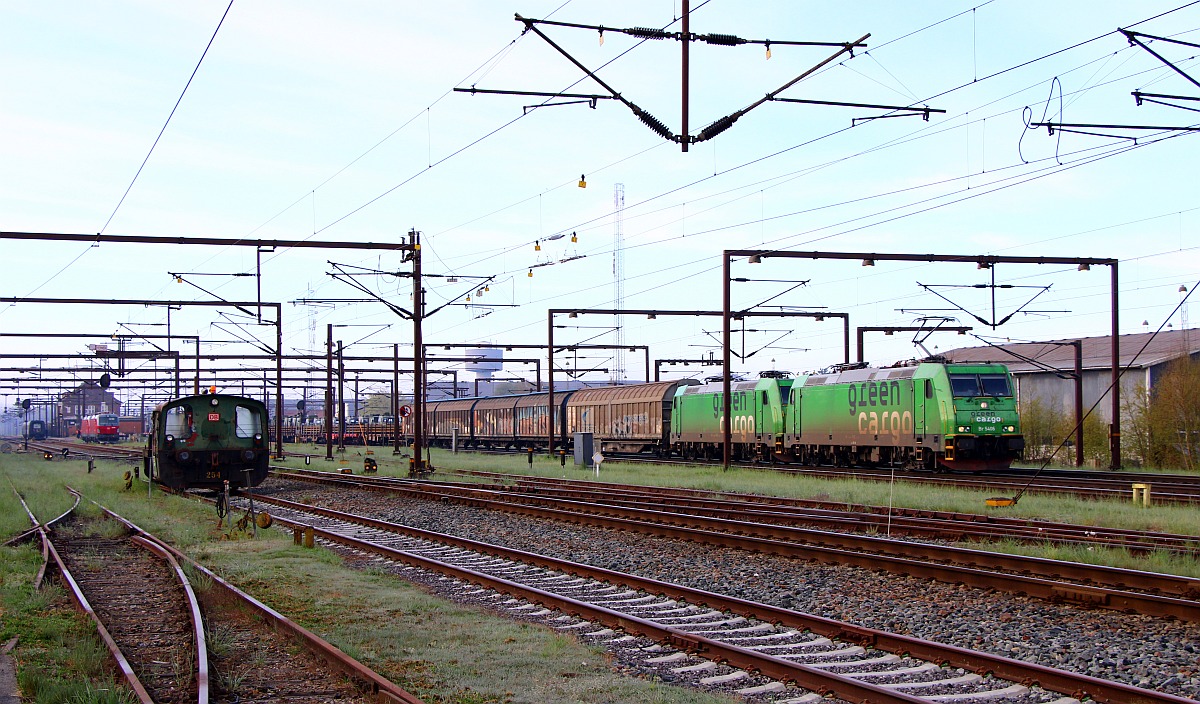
left=938, top=328, right=1200, bottom=423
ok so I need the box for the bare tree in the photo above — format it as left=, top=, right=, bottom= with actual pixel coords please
left=1147, top=358, right=1200, bottom=471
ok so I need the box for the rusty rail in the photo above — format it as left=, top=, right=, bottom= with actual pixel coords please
left=245, top=492, right=1196, bottom=704
left=44, top=534, right=157, bottom=703
left=271, top=469, right=1200, bottom=619
left=73, top=490, right=424, bottom=704
left=436, top=471, right=1200, bottom=554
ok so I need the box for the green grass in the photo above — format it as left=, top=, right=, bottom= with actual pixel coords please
left=0, top=449, right=738, bottom=703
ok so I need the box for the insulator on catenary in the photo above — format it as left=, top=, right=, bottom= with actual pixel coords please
left=696, top=112, right=742, bottom=142
left=701, top=33, right=746, bottom=46
left=632, top=106, right=676, bottom=141
left=625, top=27, right=671, bottom=40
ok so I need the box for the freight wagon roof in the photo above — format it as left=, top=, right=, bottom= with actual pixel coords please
left=938, top=328, right=1200, bottom=374
left=569, top=381, right=692, bottom=405
left=428, top=398, right=475, bottom=411
left=473, top=395, right=526, bottom=410
left=515, top=394, right=554, bottom=409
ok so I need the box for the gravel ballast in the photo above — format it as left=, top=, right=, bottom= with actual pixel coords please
left=260, top=478, right=1200, bottom=699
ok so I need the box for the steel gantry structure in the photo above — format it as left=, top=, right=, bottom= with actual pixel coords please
left=723, top=249, right=1119, bottom=470
left=547, top=308, right=849, bottom=454
left=1, top=232, right=417, bottom=458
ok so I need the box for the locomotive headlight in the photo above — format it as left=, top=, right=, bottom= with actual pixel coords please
left=178, top=451, right=190, bottom=462
left=1005, top=425, right=1015, bottom=432
left=254, top=433, right=262, bottom=441
left=957, top=425, right=968, bottom=432
left=165, top=434, right=175, bottom=444
left=980, top=401, right=989, bottom=409
left=210, top=397, right=219, bottom=406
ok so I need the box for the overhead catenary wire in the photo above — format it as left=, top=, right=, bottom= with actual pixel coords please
left=101, top=0, right=236, bottom=237
left=177, top=0, right=1180, bottom=338
left=454, top=126, right=1191, bottom=345
left=430, top=34, right=1175, bottom=283
left=4, top=1, right=237, bottom=317
left=41, top=2, right=1200, bottom=369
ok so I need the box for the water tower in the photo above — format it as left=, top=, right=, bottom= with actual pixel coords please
left=465, top=347, right=504, bottom=396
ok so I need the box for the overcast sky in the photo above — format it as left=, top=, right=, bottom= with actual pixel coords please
left=3, top=1, right=1199, bottom=405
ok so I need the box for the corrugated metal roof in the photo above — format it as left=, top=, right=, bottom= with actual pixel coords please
left=569, top=380, right=680, bottom=404
left=938, top=327, right=1200, bottom=373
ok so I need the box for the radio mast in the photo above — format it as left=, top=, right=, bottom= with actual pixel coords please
left=613, top=183, right=626, bottom=383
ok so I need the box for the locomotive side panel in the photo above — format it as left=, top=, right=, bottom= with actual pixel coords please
left=787, top=378, right=919, bottom=449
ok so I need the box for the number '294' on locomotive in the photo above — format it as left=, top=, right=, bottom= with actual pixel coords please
left=146, top=393, right=269, bottom=490
left=672, top=361, right=1023, bottom=471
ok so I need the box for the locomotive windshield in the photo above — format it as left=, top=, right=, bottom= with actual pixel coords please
left=234, top=404, right=262, bottom=437
left=978, top=374, right=1012, bottom=397
left=164, top=405, right=194, bottom=437
left=949, top=373, right=1012, bottom=397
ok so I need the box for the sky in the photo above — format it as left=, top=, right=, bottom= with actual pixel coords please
left=3, top=0, right=1200, bottom=409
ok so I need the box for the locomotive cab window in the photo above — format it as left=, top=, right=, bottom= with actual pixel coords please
left=164, top=406, right=194, bottom=436
left=949, top=373, right=1012, bottom=398
left=234, top=405, right=262, bottom=438
left=780, top=387, right=790, bottom=405
left=949, top=375, right=980, bottom=397
left=978, top=374, right=1012, bottom=397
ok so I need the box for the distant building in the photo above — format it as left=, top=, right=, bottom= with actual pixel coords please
left=939, top=328, right=1200, bottom=423
left=58, top=381, right=122, bottom=433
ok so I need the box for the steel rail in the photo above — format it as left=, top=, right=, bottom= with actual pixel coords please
left=271, top=469, right=1200, bottom=619
left=440, top=475, right=1200, bottom=554
left=401, top=447, right=1200, bottom=503
left=7, top=483, right=78, bottom=587
left=484, top=485, right=1195, bottom=553
left=31, top=445, right=143, bottom=462
left=130, top=535, right=210, bottom=703
left=768, top=466, right=1200, bottom=504
left=76, top=493, right=425, bottom=704
left=243, top=492, right=1195, bottom=704
left=44, top=537, right=155, bottom=703
left=4, top=486, right=79, bottom=549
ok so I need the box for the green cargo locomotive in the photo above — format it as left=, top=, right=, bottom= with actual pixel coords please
left=146, top=392, right=270, bottom=490
left=671, top=360, right=1023, bottom=471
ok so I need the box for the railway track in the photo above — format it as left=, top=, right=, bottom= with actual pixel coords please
left=440, top=469, right=1200, bottom=556
left=766, top=465, right=1200, bottom=505
left=403, top=445, right=1200, bottom=503
left=229, top=489, right=1194, bottom=704
left=269, top=468, right=1200, bottom=622
left=50, top=520, right=205, bottom=702
left=21, top=438, right=145, bottom=463
left=9, top=484, right=423, bottom=703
